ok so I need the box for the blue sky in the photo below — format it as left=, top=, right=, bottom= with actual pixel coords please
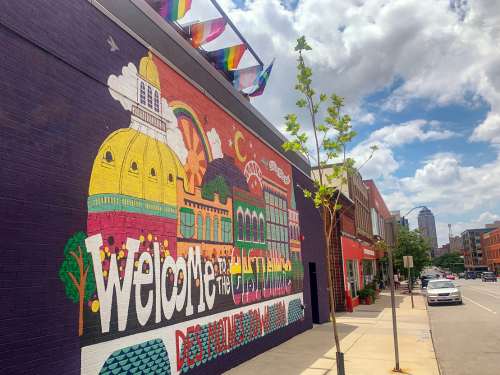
left=182, top=0, right=500, bottom=244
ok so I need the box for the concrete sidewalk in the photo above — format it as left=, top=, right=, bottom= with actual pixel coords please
left=226, top=292, right=439, bottom=375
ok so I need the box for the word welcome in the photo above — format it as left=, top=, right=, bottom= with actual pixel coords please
left=86, top=234, right=216, bottom=333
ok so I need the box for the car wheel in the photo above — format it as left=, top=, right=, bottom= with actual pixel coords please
left=457, top=300, right=463, bottom=305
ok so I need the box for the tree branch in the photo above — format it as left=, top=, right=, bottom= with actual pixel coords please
left=67, top=271, right=80, bottom=291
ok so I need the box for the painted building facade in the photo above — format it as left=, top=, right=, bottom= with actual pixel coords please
left=0, top=1, right=330, bottom=374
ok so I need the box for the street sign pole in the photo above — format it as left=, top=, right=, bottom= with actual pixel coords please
left=403, top=256, right=414, bottom=309
left=407, top=266, right=414, bottom=309
left=387, top=246, right=401, bottom=372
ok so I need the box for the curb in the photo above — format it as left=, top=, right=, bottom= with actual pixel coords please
left=425, top=300, right=444, bottom=375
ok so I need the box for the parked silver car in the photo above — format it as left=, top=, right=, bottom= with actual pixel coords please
left=426, top=279, right=462, bottom=305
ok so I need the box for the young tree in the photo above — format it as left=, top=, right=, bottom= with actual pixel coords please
left=393, top=228, right=431, bottom=278
left=283, top=36, right=376, bottom=373
left=59, top=232, right=96, bottom=336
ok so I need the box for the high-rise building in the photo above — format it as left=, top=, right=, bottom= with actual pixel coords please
left=418, top=207, right=438, bottom=257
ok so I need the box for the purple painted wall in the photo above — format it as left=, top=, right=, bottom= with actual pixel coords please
left=0, top=1, right=329, bottom=374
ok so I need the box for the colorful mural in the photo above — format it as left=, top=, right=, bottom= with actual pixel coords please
left=58, top=51, right=304, bottom=374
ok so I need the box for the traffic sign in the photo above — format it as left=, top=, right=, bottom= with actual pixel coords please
left=403, top=255, right=414, bottom=268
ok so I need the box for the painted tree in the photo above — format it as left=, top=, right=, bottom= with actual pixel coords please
left=59, top=232, right=96, bottom=336
left=282, top=36, right=376, bottom=373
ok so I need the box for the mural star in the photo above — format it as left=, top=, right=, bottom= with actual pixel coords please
left=228, top=138, right=233, bottom=148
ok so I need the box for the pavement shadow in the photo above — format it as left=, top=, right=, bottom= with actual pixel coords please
left=226, top=322, right=357, bottom=375
left=297, top=322, right=358, bottom=373
left=337, top=292, right=406, bottom=320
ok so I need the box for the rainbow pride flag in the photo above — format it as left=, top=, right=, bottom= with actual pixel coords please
left=189, top=18, right=227, bottom=48
left=207, top=44, right=247, bottom=71
left=247, top=59, right=274, bottom=97
left=146, top=0, right=192, bottom=21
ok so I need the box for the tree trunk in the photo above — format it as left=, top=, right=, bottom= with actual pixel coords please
left=322, top=207, right=342, bottom=352
left=78, top=286, right=84, bottom=336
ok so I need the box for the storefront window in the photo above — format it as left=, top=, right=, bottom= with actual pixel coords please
left=347, top=260, right=359, bottom=297
left=363, top=260, right=374, bottom=286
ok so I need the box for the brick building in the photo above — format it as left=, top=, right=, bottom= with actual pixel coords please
left=364, top=180, right=392, bottom=284
left=462, top=228, right=493, bottom=271
left=482, top=228, right=500, bottom=275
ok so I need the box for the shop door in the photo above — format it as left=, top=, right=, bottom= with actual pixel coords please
left=308, top=262, right=320, bottom=323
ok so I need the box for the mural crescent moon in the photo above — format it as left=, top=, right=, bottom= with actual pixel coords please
left=234, top=131, right=247, bottom=163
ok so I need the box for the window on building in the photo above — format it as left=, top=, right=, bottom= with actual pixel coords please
left=237, top=212, right=244, bottom=241
left=252, top=215, right=258, bottom=242
left=139, top=82, right=146, bottom=105
left=205, top=216, right=211, bottom=241
left=222, top=217, right=232, bottom=243
left=147, top=86, right=153, bottom=109
left=259, top=217, right=265, bottom=242
left=213, top=217, right=219, bottom=242
left=245, top=213, right=251, bottom=241
left=180, top=208, right=195, bottom=239
left=154, top=91, right=160, bottom=112
left=197, top=214, right=203, bottom=240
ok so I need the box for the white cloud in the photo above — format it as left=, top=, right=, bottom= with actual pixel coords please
left=357, top=112, right=375, bottom=125
left=107, top=63, right=137, bottom=111
left=380, top=151, right=500, bottom=244
left=349, top=120, right=456, bottom=179
left=206, top=128, right=224, bottom=159
left=470, top=113, right=500, bottom=145
left=367, top=120, right=457, bottom=147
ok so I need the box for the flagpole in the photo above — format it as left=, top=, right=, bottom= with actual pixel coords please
left=207, top=0, right=264, bottom=68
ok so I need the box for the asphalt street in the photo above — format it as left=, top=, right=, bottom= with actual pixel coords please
left=427, top=279, right=500, bottom=375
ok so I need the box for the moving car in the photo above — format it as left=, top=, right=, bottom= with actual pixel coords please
left=481, top=271, right=497, bottom=282
left=426, top=279, right=462, bottom=305
left=446, top=274, right=456, bottom=280
left=465, top=271, right=477, bottom=279
left=458, top=272, right=465, bottom=279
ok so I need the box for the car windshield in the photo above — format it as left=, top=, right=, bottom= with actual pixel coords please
left=484, top=272, right=494, bottom=276
left=428, top=281, right=455, bottom=289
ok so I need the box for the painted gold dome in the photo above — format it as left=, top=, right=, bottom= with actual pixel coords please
left=88, top=128, right=187, bottom=212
